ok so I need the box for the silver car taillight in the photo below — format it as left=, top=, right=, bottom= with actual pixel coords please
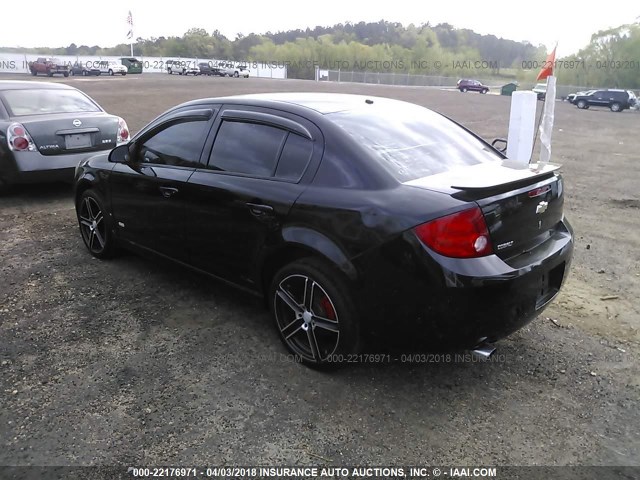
left=7, top=123, right=36, bottom=152
left=116, top=117, right=130, bottom=144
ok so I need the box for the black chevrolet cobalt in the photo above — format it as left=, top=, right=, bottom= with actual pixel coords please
left=74, top=93, right=573, bottom=366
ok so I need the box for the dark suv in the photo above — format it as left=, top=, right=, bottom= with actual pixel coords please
left=457, top=79, right=489, bottom=94
left=574, top=89, right=637, bottom=112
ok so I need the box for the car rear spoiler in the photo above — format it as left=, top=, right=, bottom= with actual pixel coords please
left=404, top=161, right=562, bottom=196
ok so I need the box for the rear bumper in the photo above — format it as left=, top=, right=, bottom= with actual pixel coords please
left=0, top=150, right=92, bottom=185
left=355, top=219, right=574, bottom=348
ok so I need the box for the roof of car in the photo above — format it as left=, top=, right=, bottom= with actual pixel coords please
left=0, top=80, right=75, bottom=91
left=181, top=92, right=407, bottom=115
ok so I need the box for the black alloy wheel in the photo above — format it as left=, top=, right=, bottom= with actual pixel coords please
left=78, top=190, right=114, bottom=258
left=271, top=259, right=359, bottom=366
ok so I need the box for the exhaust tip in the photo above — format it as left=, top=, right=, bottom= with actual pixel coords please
left=472, top=343, right=497, bottom=359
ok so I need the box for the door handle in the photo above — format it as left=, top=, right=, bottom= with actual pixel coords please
left=246, top=202, right=274, bottom=216
left=159, top=186, right=179, bottom=198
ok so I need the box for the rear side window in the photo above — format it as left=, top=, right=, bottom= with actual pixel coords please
left=329, top=103, right=502, bottom=182
left=208, top=121, right=287, bottom=176
left=1, top=89, right=101, bottom=116
left=275, top=133, right=313, bottom=181
left=139, top=120, right=209, bottom=167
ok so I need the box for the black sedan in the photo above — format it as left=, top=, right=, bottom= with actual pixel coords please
left=70, top=62, right=101, bottom=76
left=74, top=93, right=573, bottom=367
left=0, top=81, right=129, bottom=190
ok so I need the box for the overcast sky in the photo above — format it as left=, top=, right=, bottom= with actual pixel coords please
left=1, top=0, right=636, bottom=56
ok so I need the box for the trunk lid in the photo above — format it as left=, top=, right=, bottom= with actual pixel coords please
left=19, top=113, right=119, bottom=156
left=405, top=161, right=565, bottom=261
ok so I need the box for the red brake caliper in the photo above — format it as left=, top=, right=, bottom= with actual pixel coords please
left=320, top=296, right=336, bottom=320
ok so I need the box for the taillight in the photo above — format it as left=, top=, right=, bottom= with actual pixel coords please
left=7, top=123, right=36, bottom=152
left=116, top=117, right=130, bottom=144
left=414, top=207, right=493, bottom=258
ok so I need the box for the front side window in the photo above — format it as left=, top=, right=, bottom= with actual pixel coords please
left=1, top=89, right=101, bottom=116
left=208, top=121, right=287, bottom=176
left=139, top=120, right=209, bottom=167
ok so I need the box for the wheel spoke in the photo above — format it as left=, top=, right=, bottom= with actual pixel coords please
left=94, top=212, right=104, bottom=226
left=93, top=229, right=105, bottom=249
left=80, top=219, right=92, bottom=228
left=282, top=321, right=304, bottom=340
left=276, top=286, right=303, bottom=315
left=84, top=198, right=95, bottom=220
left=89, top=230, right=96, bottom=250
left=306, top=327, right=321, bottom=361
left=313, top=316, right=339, bottom=333
left=302, top=278, right=315, bottom=310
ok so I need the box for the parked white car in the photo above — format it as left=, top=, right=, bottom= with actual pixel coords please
left=98, top=61, right=127, bottom=76
left=216, top=62, right=249, bottom=78
left=532, top=83, right=546, bottom=100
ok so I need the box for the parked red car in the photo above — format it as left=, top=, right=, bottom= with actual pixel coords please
left=457, top=79, right=489, bottom=94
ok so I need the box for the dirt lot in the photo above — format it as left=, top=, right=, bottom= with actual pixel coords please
left=0, top=74, right=638, bottom=469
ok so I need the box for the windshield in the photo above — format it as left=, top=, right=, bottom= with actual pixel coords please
left=328, top=102, right=502, bottom=182
left=1, top=89, right=101, bottom=116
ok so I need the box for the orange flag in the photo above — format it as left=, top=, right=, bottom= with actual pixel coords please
left=537, top=45, right=557, bottom=81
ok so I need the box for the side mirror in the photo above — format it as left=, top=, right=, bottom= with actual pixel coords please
left=491, top=138, right=507, bottom=154
left=109, top=144, right=131, bottom=163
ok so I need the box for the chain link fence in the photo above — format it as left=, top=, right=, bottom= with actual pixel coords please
left=319, top=70, right=633, bottom=100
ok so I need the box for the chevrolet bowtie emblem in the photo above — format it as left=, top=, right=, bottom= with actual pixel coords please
left=536, top=201, right=549, bottom=214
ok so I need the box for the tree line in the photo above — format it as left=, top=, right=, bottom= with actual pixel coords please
left=2, top=20, right=639, bottom=87
left=554, top=23, right=640, bottom=89
left=2, top=21, right=544, bottom=80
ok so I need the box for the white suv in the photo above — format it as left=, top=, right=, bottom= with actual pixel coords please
left=98, top=61, right=127, bottom=76
left=217, top=62, right=249, bottom=78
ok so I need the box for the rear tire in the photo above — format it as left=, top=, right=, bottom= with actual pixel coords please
left=270, top=258, right=360, bottom=368
left=77, top=190, right=116, bottom=259
left=63, top=72, right=69, bottom=77
left=108, top=69, right=114, bottom=76
left=31, top=69, right=37, bottom=76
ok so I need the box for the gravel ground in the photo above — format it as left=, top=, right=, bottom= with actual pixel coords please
left=0, top=74, right=638, bottom=469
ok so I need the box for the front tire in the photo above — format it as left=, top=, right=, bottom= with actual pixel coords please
left=77, top=190, right=115, bottom=259
left=270, top=258, right=360, bottom=367
left=610, top=102, right=621, bottom=112
left=577, top=100, right=587, bottom=109
left=481, top=89, right=488, bottom=94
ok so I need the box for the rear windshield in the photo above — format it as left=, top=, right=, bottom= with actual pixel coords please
left=328, top=103, right=502, bottom=182
left=1, top=88, right=101, bottom=116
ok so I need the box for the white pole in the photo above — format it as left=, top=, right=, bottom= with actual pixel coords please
left=505, top=91, right=537, bottom=168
